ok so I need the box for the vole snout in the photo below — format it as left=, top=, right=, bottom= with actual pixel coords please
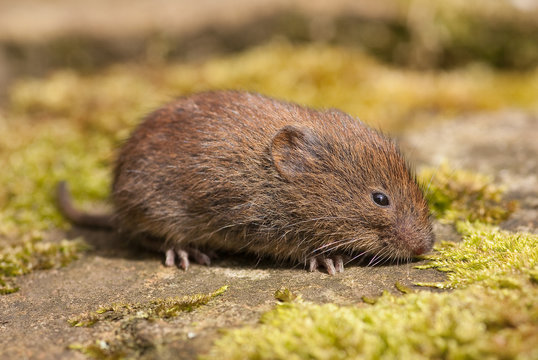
left=391, top=218, right=434, bottom=256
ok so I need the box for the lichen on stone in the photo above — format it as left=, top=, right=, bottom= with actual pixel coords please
left=69, top=285, right=228, bottom=327
left=0, top=232, right=88, bottom=294
left=69, top=286, right=228, bottom=359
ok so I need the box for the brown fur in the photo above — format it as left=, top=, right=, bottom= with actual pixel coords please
left=109, top=90, right=434, bottom=265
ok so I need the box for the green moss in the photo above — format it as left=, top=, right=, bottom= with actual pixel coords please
left=360, top=295, right=378, bottom=305
left=69, top=286, right=228, bottom=359
left=419, top=163, right=517, bottom=224
left=68, top=341, right=126, bottom=360
left=0, top=233, right=88, bottom=294
left=0, top=113, right=107, bottom=294
left=205, top=285, right=537, bottom=360
left=204, top=224, right=538, bottom=359
left=0, top=123, right=111, bottom=237
left=8, top=43, right=538, bottom=135
left=394, top=281, right=413, bottom=294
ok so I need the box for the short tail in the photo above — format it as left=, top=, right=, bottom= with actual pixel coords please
left=56, top=181, right=114, bottom=230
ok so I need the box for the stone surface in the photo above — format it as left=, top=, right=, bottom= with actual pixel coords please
left=0, top=228, right=445, bottom=359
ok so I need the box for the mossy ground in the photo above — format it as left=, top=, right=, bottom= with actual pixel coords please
left=0, top=232, right=87, bottom=294
left=69, top=285, right=228, bottom=327
left=205, top=224, right=538, bottom=360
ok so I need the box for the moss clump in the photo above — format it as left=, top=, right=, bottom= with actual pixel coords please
left=68, top=340, right=126, bottom=360
left=69, top=285, right=228, bottom=327
left=204, top=224, right=538, bottom=359
left=69, top=286, right=228, bottom=359
left=0, top=233, right=87, bottom=294
left=274, top=287, right=302, bottom=303
left=419, top=163, right=517, bottom=224
left=416, top=222, right=538, bottom=289
left=0, top=113, right=104, bottom=295
left=394, top=281, right=414, bottom=294
left=206, top=285, right=537, bottom=360
left=0, top=123, right=111, bottom=237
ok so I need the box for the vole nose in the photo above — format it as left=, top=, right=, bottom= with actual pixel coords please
left=394, top=218, right=434, bottom=257
left=411, top=235, right=434, bottom=255
left=412, top=243, right=429, bottom=256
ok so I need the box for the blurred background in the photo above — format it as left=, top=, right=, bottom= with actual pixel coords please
left=2, top=0, right=538, bottom=91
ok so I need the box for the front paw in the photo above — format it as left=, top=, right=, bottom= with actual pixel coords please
left=164, top=247, right=211, bottom=270
left=307, top=255, right=345, bottom=275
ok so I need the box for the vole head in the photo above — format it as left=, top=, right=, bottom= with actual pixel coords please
left=270, top=117, right=434, bottom=262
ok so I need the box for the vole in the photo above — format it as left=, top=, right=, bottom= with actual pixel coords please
left=57, top=90, right=434, bottom=275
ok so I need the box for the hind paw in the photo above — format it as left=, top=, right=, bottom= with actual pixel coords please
left=164, top=247, right=211, bottom=270
left=308, top=255, right=345, bottom=275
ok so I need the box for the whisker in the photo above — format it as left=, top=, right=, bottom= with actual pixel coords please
left=345, top=250, right=370, bottom=265
left=310, top=238, right=358, bottom=257
left=280, top=216, right=358, bottom=230
left=371, top=254, right=385, bottom=267
left=424, top=164, right=439, bottom=198
left=367, top=253, right=380, bottom=267
left=309, top=238, right=351, bottom=254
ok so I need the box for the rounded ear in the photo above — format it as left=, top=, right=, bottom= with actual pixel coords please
left=270, top=125, right=320, bottom=180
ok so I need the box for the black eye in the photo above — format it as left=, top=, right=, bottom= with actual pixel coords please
left=372, top=192, right=390, bottom=207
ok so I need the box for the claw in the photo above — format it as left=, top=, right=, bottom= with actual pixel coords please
left=334, top=255, right=344, bottom=273
left=323, top=258, right=337, bottom=275
left=165, top=249, right=176, bottom=267
left=308, top=255, right=346, bottom=275
left=176, top=249, right=190, bottom=270
left=162, top=247, right=212, bottom=270
left=188, top=247, right=211, bottom=266
left=308, top=257, right=318, bottom=272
